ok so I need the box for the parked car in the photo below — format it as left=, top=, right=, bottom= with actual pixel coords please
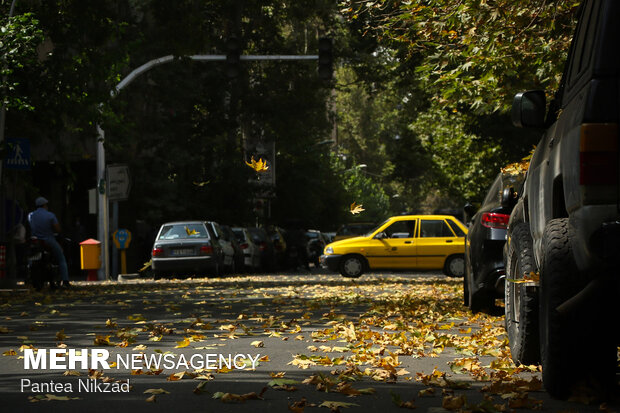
left=463, top=172, right=524, bottom=313
left=333, top=222, right=377, bottom=241
left=266, top=225, right=287, bottom=270
left=323, top=232, right=336, bottom=243
left=246, top=227, right=275, bottom=271
left=320, top=215, right=467, bottom=278
left=506, top=0, right=619, bottom=398
left=306, top=229, right=328, bottom=268
left=221, top=225, right=245, bottom=273
left=282, top=227, right=309, bottom=270
left=151, top=221, right=222, bottom=278
left=232, top=227, right=261, bottom=272
left=206, top=221, right=236, bottom=273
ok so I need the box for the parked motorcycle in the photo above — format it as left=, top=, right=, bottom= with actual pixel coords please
left=26, top=237, right=58, bottom=290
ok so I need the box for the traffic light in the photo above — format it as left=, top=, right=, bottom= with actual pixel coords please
left=226, top=36, right=241, bottom=79
left=318, top=37, right=333, bottom=81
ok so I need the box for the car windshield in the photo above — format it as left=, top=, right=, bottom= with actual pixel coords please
left=232, top=229, right=245, bottom=243
left=364, top=220, right=389, bottom=237
left=158, top=223, right=208, bottom=240
left=248, top=229, right=266, bottom=242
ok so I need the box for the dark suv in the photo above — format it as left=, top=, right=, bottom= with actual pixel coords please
left=506, top=0, right=619, bottom=399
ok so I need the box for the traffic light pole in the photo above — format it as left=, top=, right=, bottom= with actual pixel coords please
left=96, top=53, right=322, bottom=280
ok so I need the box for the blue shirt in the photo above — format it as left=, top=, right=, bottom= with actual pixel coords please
left=28, top=208, right=58, bottom=239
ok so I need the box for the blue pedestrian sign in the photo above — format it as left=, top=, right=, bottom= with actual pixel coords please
left=113, top=229, right=132, bottom=250
left=5, top=137, right=31, bottom=170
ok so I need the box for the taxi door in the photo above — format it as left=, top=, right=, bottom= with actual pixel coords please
left=415, top=218, right=461, bottom=269
left=367, top=219, right=417, bottom=269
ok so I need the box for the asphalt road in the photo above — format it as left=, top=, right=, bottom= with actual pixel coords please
left=0, top=271, right=617, bottom=413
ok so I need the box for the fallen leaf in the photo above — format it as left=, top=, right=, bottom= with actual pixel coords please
left=143, top=388, right=170, bottom=395
left=319, top=401, right=359, bottom=411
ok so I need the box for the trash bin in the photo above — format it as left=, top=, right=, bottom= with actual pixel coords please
left=80, top=239, right=101, bottom=281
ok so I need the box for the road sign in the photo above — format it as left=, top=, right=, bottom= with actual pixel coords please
left=113, top=229, right=131, bottom=250
left=4, top=138, right=31, bottom=170
left=112, top=229, right=131, bottom=274
left=107, top=164, right=131, bottom=201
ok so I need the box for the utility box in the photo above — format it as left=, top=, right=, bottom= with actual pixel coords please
left=80, top=239, right=101, bottom=270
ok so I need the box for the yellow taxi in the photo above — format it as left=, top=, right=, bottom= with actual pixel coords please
left=319, top=215, right=467, bottom=278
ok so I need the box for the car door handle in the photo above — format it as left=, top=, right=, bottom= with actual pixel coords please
left=445, top=240, right=453, bottom=243
left=391, top=247, right=397, bottom=251
left=404, top=241, right=412, bottom=244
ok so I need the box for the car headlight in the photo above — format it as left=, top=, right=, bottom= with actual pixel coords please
left=325, top=246, right=333, bottom=255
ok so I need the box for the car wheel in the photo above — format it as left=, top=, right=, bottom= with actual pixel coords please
left=340, top=255, right=365, bottom=278
left=505, top=222, right=540, bottom=365
left=443, top=254, right=465, bottom=277
left=538, top=218, right=614, bottom=399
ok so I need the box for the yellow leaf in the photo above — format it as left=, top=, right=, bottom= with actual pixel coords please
left=3, top=349, right=17, bottom=356
left=145, top=395, right=156, bottom=403
left=94, top=335, right=111, bottom=346
left=349, top=202, right=365, bottom=215
left=245, top=156, right=269, bottom=173
left=175, top=337, right=191, bottom=348
left=251, top=340, right=264, bottom=348
left=167, top=371, right=185, bottom=381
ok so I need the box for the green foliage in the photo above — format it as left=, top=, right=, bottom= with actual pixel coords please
left=342, top=0, right=579, bottom=114
left=412, top=104, right=502, bottom=202
left=3, top=0, right=573, bottom=239
left=0, top=13, right=43, bottom=110
left=336, top=0, right=576, bottom=206
left=340, top=162, right=390, bottom=223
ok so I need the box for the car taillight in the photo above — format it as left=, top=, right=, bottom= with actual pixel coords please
left=579, top=123, right=618, bottom=185
left=200, top=245, right=213, bottom=254
left=481, top=213, right=510, bottom=229
left=240, top=243, right=248, bottom=249
left=152, top=247, right=164, bottom=257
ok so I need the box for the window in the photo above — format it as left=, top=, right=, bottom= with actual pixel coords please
left=446, top=219, right=466, bottom=237
left=482, top=175, right=503, bottom=208
left=383, top=220, right=416, bottom=238
left=420, top=220, right=455, bottom=238
left=565, top=1, right=599, bottom=89
left=158, top=224, right=208, bottom=240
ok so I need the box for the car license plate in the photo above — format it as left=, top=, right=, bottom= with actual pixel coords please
left=172, top=248, right=193, bottom=256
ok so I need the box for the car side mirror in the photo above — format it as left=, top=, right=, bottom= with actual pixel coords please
left=512, top=90, right=546, bottom=128
left=501, top=187, right=518, bottom=208
left=463, top=203, right=476, bottom=217
left=374, top=232, right=387, bottom=240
